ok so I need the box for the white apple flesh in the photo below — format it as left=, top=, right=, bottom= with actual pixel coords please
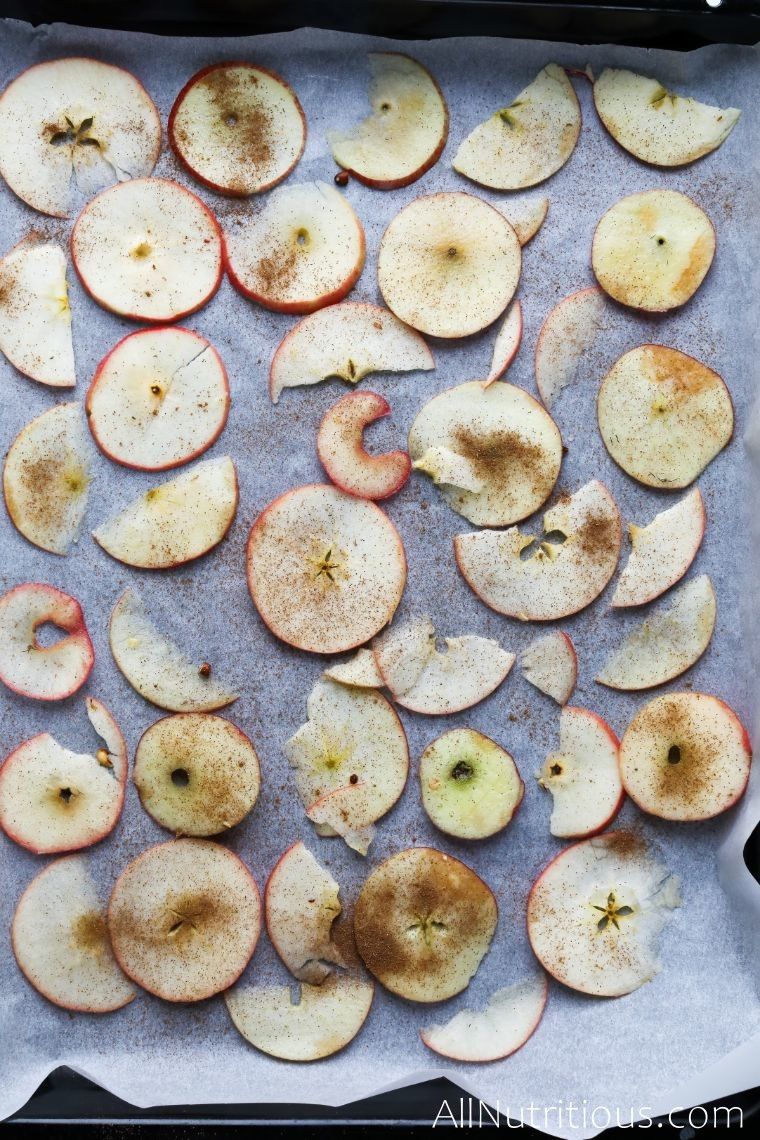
left=613, top=488, right=705, bottom=607
left=0, top=583, right=94, bottom=701
left=305, top=782, right=380, bottom=855
left=0, top=237, right=75, bottom=386
left=535, top=287, right=606, bottom=409
left=483, top=301, right=522, bottom=387
left=537, top=706, right=623, bottom=839
left=324, top=648, right=383, bottom=689
left=500, top=197, right=549, bottom=246
left=317, top=391, right=411, bottom=500
left=265, top=841, right=345, bottom=984
left=521, top=630, right=577, bottom=705
left=419, top=728, right=524, bottom=839
left=421, top=974, right=548, bottom=1062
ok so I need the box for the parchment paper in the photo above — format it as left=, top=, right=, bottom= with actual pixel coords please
left=1, top=20, right=759, bottom=1137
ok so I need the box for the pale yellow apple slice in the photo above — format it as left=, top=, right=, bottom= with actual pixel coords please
left=484, top=301, right=522, bottom=387
left=535, top=287, right=606, bottom=408
left=521, top=631, right=577, bottom=705
left=324, top=648, right=383, bottom=689
left=421, top=974, right=547, bottom=1062
left=612, top=489, right=705, bottom=607
left=0, top=583, right=94, bottom=701
left=0, top=237, right=75, bottom=386
left=536, top=707, right=623, bottom=838
left=265, top=841, right=345, bottom=984
left=419, top=728, right=523, bottom=840
left=500, top=197, right=549, bottom=245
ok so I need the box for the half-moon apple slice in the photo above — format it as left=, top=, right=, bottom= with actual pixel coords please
left=535, top=287, right=606, bottom=409
left=536, top=706, right=623, bottom=839
left=521, top=630, right=577, bottom=705
left=317, top=391, right=411, bottom=500
left=0, top=237, right=75, bottom=387
left=0, top=583, right=94, bottom=700
left=265, top=841, right=345, bottom=984
left=421, top=974, right=548, bottom=1062
left=483, top=301, right=522, bottom=387
left=612, top=489, right=705, bottom=608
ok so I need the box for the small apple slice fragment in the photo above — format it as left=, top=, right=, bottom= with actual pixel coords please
left=536, top=707, right=623, bottom=839
left=327, top=53, right=448, bottom=189
left=317, top=390, right=410, bottom=500
left=591, top=190, right=715, bottom=312
left=324, top=648, right=383, bottom=689
left=93, top=456, right=237, bottom=569
left=265, top=841, right=345, bottom=984
left=612, top=489, right=705, bottom=608
left=593, top=69, right=740, bottom=167
left=306, top=782, right=379, bottom=856
left=598, top=346, right=732, bottom=490
left=619, top=692, right=751, bottom=821
left=169, top=62, right=306, bottom=195
left=453, top=65, right=581, bottom=190
left=0, top=237, right=75, bottom=386
left=535, top=287, right=606, bottom=409
left=374, top=616, right=515, bottom=715
left=455, top=480, right=621, bottom=622
left=4, top=402, right=91, bottom=555
left=483, top=301, right=522, bottom=387
left=377, top=192, right=521, bottom=338
left=225, top=181, right=365, bottom=314
left=500, top=198, right=549, bottom=246
left=108, top=838, right=261, bottom=1002
left=71, top=178, right=223, bottom=322
left=12, top=855, right=136, bottom=1012
left=527, top=831, right=681, bottom=997
left=419, top=728, right=524, bottom=839
left=421, top=974, right=548, bottom=1062
left=225, top=973, right=374, bottom=1061
left=521, top=631, right=577, bottom=705
left=0, top=583, right=94, bottom=700
left=86, top=327, right=230, bottom=471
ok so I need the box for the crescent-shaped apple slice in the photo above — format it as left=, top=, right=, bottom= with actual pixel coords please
left=500, top=197, right=549, bottom=246
left=324, top=648, right=383, bottom=689
left=421, top=974, right=548, bottom=1062
left=317, top=390, right=410, bottom=500
left=535, top=287, right=606, bottom=409
left=537, top=707, right=623, bottom=839
left=265, top=842, right=345, bottom=984
left=0, top=583, right=94, bottom=700
left=483, top=302, right=522, bottom=387
left=612, top=489, right=705, bottom=608
left=0, top=237, right=75, bottom=386
left=521, top=631, right=577, bottom=705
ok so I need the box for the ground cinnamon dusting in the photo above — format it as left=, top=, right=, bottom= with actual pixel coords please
left=576, top=510, right=618, bottom=560
left=453, top=426, right=547, bottom=492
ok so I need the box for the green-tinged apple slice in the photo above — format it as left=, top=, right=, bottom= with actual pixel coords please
left=324, top=648, right=383, bottom=689
left=521, top=631, right=577, bottom=705
left=535, top=287, right=606, bottom=409
left=0, top=583, right=94, bottom=701
left=421, top=974, right=548, bottom=1062
left=500, top=197, right=549, bottom=246
left=419, top=728, right=523, bottom=839
left=536, top=706, right=623, bottom=839
left=0, top=237, right=75, bottom=386
left=265, top=841, right=345, bottom=984
left=483, top=301, right=522, bottom=387
left=613, top=489, right=705, bottom=607
left=317, top=391, right=411, bottom=500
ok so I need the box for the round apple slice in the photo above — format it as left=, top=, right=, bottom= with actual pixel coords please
left=133, top=713, right=260, bottom=837
left=0, top=57, right=160, bottom=218
left=377, top=192, right=521, bottom=339
left=0, top=583, right=94, bottom=701
left=483, top=301, right=522, bottom=387
left=324, top=648, right=383, bottom=689
left=247, top=484, right=405, bottom=654
left=12, top=855, right=136, bottom=1012
left=265, top=841, right=345, bottom=984
left=327, top=53, right=448, bottom=189
left=409, top=381, right=562, bottom=527
left=455, top=480, right=622, bottom=622
left=500, top=198, right=550, bottom=246
left=225, top=181, right=365, bottom=314
left=535, top=287, right=606, bottom=409
left=108, top=838, right=261, bottom=1002
left=0, top=237, right=75, bottom=387
left=93, top=456, right=237, bottom=570
left=521, top=631, right=577, bottom=705
left=169, top=62, right=306, bottom=195
left=619, top=692, right=751, bottom=821
left=4, top=402, right=91, bottom=556
left=612, top=489, right=705, bottom=608
left=86, top=327, right=230, bottom=471
left=71, top=178, right=223, bottom=322
left=421, top=974, right=548, bottom=1062
left=537, top=707, right=623, bottom=839
left=527, top=831, right=681, bottom=997
left=591, top=190, right=715, bottom=312
left=317, top=391, right=411, bottom=500
left=453, top=64, right=580, bottom=190
left=419, top=728, right=523, bottom=839
left=598, top=345, right=733, bottom=489
left=354, top=847, right=497, bottom=1002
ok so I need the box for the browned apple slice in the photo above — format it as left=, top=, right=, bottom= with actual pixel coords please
left=317, top=391, right=410, bottom=500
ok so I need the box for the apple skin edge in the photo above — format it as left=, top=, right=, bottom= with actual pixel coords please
left=0, top=584, right=95, bottom=701
left=317, top=391, right=411, bottom=500
left=419, top=973, right=549, bottom=1063
left=612, top=490, right=706, bottom=610
left=556, top=707, right=625, bottom=841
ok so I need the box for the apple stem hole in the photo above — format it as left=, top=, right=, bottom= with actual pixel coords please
left=657, top=237, right=666, bottom=246
left=33, top=620, right=69, bottom=649
left=450, top=759, right=473, bottom=782
left=171, top=768, right=190, bottom=788
left=296, top=228, right=308, bottom=247
left=550, top=762, right=563, bottom=776
left=225, top=113, right=238, bottom=127
left=58, top=787, right=73, bottom=804
left=667, top=745, right=682, bottom=765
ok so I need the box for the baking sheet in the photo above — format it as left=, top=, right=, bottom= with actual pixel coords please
left=1, top=19, right=759, bottom=1137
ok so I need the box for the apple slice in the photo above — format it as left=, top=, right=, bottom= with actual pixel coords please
left=483, top=302, right=522, bottom=387
left=305, top=782, right=380, bottom=856
left=521, top=631, right=577, bottom=705
left=0, top=237, right=75, bottom=387
left=377, top=192, right=521, bottom=338
left=592, top=190, right=715, bottom=312
left=421, top=974, right=548, bottom=1062
left=324, top=648, right=383, bottom=689
left=86, top=327, right=230, bottom=471
left=527, top=831, right=681, bottom=997
left=0, top=696, right=127, bottom=854
left=317, top=390, right=410, bottom=500
left=4, top=402, right=91, bottom=555
left=225, top=181, right=365, bottom=314
left=225, top=973, right=374, bottom=1061
left=354, top=847, right=497, bottom=1002
left=247, top=484, right=405, bottom=654
left=0, top=57, right=160, bottom=218
left=536, top=707, right=623, bottom=839
left=0, top=583, right=94, bottom=701
left=169, top=62, right=306, bottom=195
left=453, top=64, right=581, bottom=190
left=12, top=855, right=136, bottom=1012
left=134, top=713, right=260, bottom=837
left=535, top=287, right=606, bottom=409
left=93, top=456, right=237, bottom=569
left=619, top=692, right=751, bottom=821
left=419, top=728, right=523, bottom=839
left=598, top=345, right=733, bottom=489
left=409, top=381, right=562, bottom=527
left=108, top=838, right=261, bottom=1002
left=269, top=301, right=434, bottom=403
left=109, top=588, right=238, bottom=712
left=612, top=489, right=705, bottom=608
left=265, top=841, right=345, bottom=984
left=71, top=178, right=223, bottom=322
left=594, top=68, right=740, bottom=167
left=455, top=480, right=621, bottom=621
left=327, top=53, right=448, bottom=189
left=500, top=198, right=549, bottom=246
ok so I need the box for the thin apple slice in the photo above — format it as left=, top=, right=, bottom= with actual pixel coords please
left=12, top=855, right=136, bottom=1012
left=455, top=480, right=621, bottom=621
left=500, top=198, right=549, bottom=245
left=169, top=62, right=306, bottom=195
left=324, top=648, right=383, bottom=689
left=536, top=707, right=623, bottom=839
left=483, top=301, right=522, bottom=387
left=535, top=287, right=606, bottom=409
left=594, top=68, right=740, bottom=167
left=71, top=178, right=223, bottom=322
left=317, top=390, right=410, bottom=500
left=0, top=583, right=94, bottom=700
left=419, top=728, right=524, bottom=839
left=598, top=346, right=733, bottom=489
left=613, top=489, right=705, bottom=608
left=93, top=456, right=237, bottom=569
left=0, top=237, right=75, bottom=386
left=421, top=974, right=548, bottom=1062
left=521, top=631, right=577, bottom=705
left=265, top=841, right=345, bottom=984
left=4, top=402, right=91, bottom=555
left=328, top=53, right=448, bottom=189
left=86, top=327, right=230, bottom=471
left=306, top=782, right=379, bottom=856
left=377, top=192, right=521, bottom=338
left=453, top=64, right=581, bottom=190
left=0, top=57, right=160, bottom=218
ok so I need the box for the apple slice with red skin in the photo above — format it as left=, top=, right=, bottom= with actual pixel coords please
left=521, top=631, right=577, bottom=705
left=324, top=648, right=383, bottom=689
left=483, top=301, right=522, bottom=387
left=0, top=236, right=75, bottom=386
left=317, top=391, right=411, bottom=500
left=265, top=841, right=345, bottom=984
left=0, top=583, right=94, bottom=700
left=612, top=489, right=705, bottom=608
left=536, top=707, right=623, bottom=839
left=421, top=974, right=548, bottom=1062
left=500, top=198, right=549, bottom=246
left=535, top=287, right=606, bottom=409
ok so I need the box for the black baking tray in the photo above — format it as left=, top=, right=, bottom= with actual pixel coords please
left=1, top=1, right=759, bottom=1133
